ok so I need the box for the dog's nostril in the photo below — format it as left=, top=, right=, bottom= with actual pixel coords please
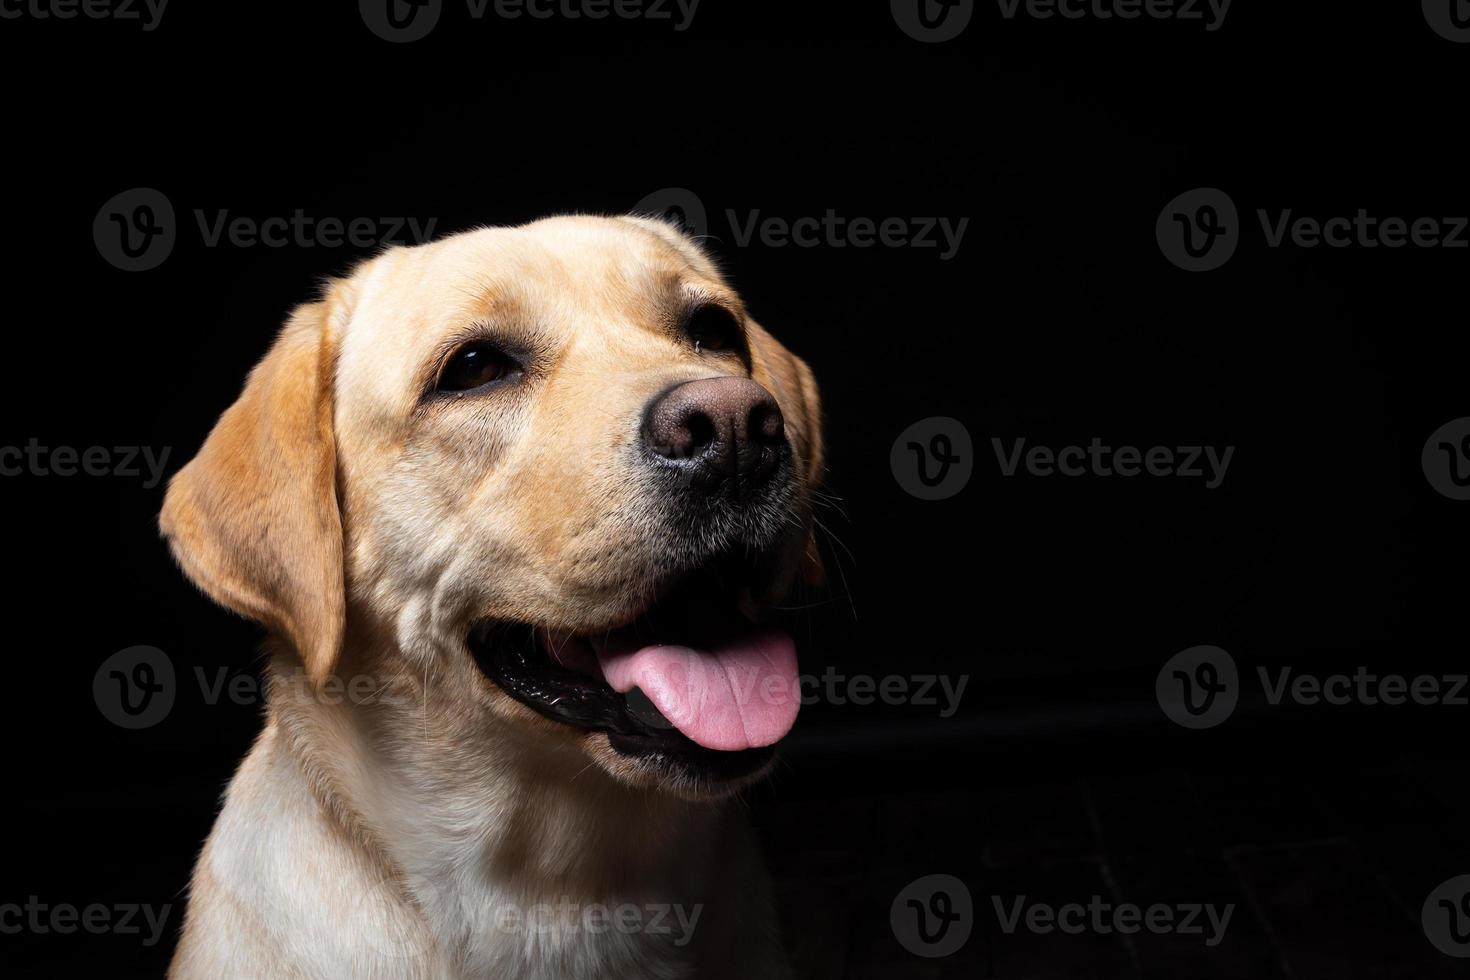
left=749, top=402, right=785, bottom=446
left=686, top=411, right=717, bottom=454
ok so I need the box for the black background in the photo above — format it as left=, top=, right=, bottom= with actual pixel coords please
left=3, top=1, right=1468, bottom=976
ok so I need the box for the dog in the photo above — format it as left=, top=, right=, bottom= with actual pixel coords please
left=159, top=214, right=823, bottom=979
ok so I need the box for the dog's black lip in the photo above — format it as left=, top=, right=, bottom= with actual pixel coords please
left=469, top=622, right=655, bottom=738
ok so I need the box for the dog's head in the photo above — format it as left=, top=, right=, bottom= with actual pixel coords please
left=161, top=215, right=822, bottom=800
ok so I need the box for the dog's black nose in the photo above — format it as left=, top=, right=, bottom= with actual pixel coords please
left=642, top=378, right=786, bottom=499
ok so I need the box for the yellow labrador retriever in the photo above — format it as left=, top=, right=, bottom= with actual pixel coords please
left=160, top=215, right=822, bottom=979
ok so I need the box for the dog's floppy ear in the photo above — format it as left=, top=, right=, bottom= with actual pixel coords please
left=160, top=292, right=346, bottom=684
left=748, top=321, right=826, bottom=584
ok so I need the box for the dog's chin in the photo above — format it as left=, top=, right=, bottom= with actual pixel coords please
left=467, top=547, right=798, bottom=801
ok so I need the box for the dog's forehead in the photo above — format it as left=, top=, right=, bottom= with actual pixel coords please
left=364, top=216, right=713, bottom=313
left=333, top=216, right=727, bottom=419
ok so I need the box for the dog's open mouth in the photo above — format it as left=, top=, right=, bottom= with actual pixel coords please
left=468, top=552, right=800, bottom=779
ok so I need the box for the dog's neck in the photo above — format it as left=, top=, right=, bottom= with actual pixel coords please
left=179, top=650, right=763, bottom=978
left=264, top=649, right=727, bottom=906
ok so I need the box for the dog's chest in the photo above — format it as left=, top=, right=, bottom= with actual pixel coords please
left=415, top=878, right=701, bottom=980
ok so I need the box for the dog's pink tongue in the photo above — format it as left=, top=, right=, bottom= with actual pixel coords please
left=595, top=628, right=799, bottom=751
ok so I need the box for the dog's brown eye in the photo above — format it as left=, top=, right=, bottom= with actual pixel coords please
left=684, top=305, right=741, bottom=354
left=438, top=343, right=518, bottom=392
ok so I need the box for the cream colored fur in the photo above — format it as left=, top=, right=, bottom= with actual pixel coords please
left=160, top=216, right=820, bottom=979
